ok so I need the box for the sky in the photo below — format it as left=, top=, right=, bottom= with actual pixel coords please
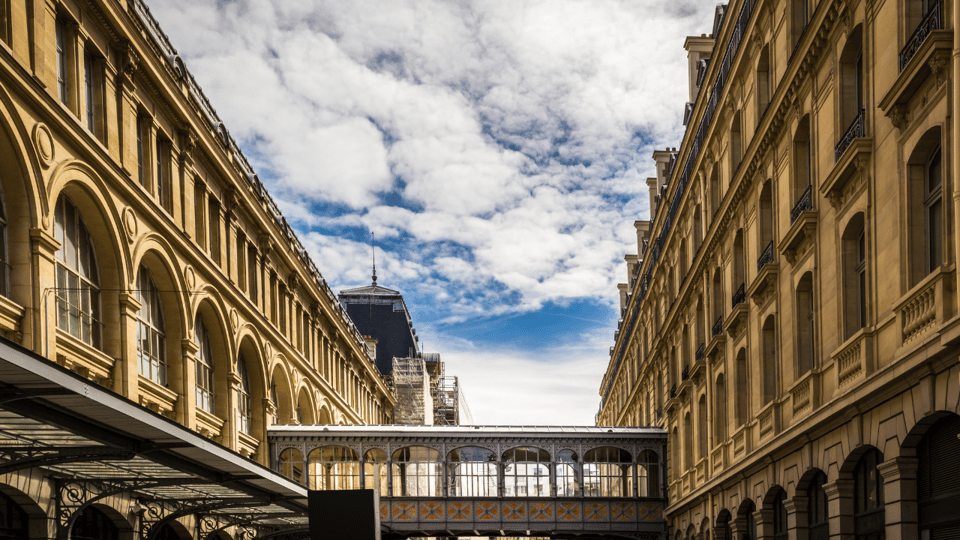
left=146, top=0, right=717, bottom=425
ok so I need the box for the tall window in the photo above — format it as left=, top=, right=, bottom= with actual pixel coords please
left=757, top=46, right=771, bottom=114
left=237, top=356, right=252, bottom=435
left=715, top=374, right=727, bottom=442
left=839, top=26, right=865, bottom=129
left=907, top=130, right=942, bottom=285
left=247, top=246, right=258, bottom=303
left=854, top=448, right=885, bottom=540
left=54, top=196, right=101, bottom=348
left=794, top=115, right=812, bottom=202
left=731, top=111, right=743, bottom=172
left=136, top=266, right=165, bottom=385
left=808, top=471, right=829, bottom=540
left=735, top=349, right=749, bottom=425
left=697, top=394, right=708, bottom=459
left=136, top=117, right=147, bottom=187
left=762, top=316, right=777, bottom=403
left=742, top=499, right=757, bottom=540
left=637, top=450, right=660, bottom=497
left=56, top=20, right=68, bottom=106
left=791, top=0, right=809, bottom=52
left=925, top=146, right=943, bottom=272
left=843, top=214, right=867, bottom=338
left=194, top=317, right=215, bottom=414
left=208, top=197, right=221, bottom=265
left=84, top=52, right=95, bottom=131
left=156, top=137, right=171, bottom=211
left=797, top=272, right=815, bottom=374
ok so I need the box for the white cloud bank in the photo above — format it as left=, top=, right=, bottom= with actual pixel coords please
left=148, top=0, right=715, bottom=424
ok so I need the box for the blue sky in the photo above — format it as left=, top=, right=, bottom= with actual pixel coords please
left=148, top=0, right=716, bottom=425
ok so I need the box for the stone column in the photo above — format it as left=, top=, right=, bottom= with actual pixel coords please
left=29, top=228, right=59, bottom=358
left=117, top=292, right=142, bottom=399
left=824, top=478, right=855, bottom=540
left=226, top=369, right=242, bottom=452
left=879, top=456, right=919, bottom=540
left=181, top=337, right=200, bottom=430
left=785, top=495, right=809, bottom=540
left=756, top=507, right=774, bottom=540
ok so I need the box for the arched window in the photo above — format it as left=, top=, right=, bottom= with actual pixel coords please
left=556, top=450, right=579, bottom=496
left=194, top=317, right=215, bottom=414
left=757, top=45, right=771, bottom=114
left=854, top=448, right=885, bottom=540
left=278, top=448, right=303, bottom=484
left=759, top=181, right=774, bottom=256
left=71, top=506, right=118, bottom=540
left=693, top=204, right=703, bottom=254
left=309, top=446, right=360, bottom=490
left=797, top=272, right=816, bottom=375
left=0, top=490, right=27, bottom=540
left=637, top=450, right=660, bottom=497
left=762, top=316, right=777, bottom=403
left=716, top=510, right=733, bottom=540
left=155, top=524, right=184, bottom=540
left=793, top=115, right=812, bottom=210
left=904, top=130, right=943, bottom=284
left=715, top=374, right=727, bottom=442
left=449, top=446, right=497, bottom=497
left=136, top=265, right=165, bottom=385
left=237, top=356, right=252, bottom=435
left=735, top=349, right=749, bottom=425
left=918, top=415, right=960, bottom=537
left=791, top=0, right=809, bottom=51
left=54, top=195, right=101, bottom=348
left=698, top=394, right=708, bottom=459
left=807, top=470, right=829, bottom=540
left=683, top=412, right=693, bottom=470
left=583, top=446, right=633, bottom=497
left=770, top=488, right=788, bottom=540
left=392, top=446, right=441, bottom=496
left=740, top=499, right=757, bottom=540
left=842, top=214, right=867, bottom=338
left=503, top=447, right=550, bottom=497
left=710, top=164, right=721, bottom=217
left=712, top=269, right=724, bottom=328
left=364, top=448, right=388, bottom=495
left=733, top=230, right=745, bottom=299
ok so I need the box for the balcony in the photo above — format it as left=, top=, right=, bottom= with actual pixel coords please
left=748, top=247, right=778, bottom=307
left=822, top=136, right=872, bottom=211
left=731, top=283, right=746, bottom=308
left=779, top=187, right=817, bottom=265
left=711, top=315, right=723, bottom=337
left=893, top=265, right=954, bottom=347
left=833, top=328, right=874, bottom=389
left=690, top=346, right=706, bottom=383
left=879, top=0, right=951, bottom=130
left=756, top=240, right=775, bottom=272
left=834, top=110, right=865, bottom=162
left=787, top=370, right=820, bottom=422
left=756, top=401, right=780, bottom=441
left=900, top=0, right=943, bottom=71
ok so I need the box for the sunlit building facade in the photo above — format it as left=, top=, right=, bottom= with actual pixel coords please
left=600, top=0, right=959, bottom=539
left=0, top=0, right=394, bottom=537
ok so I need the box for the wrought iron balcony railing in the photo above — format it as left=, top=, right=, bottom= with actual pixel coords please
left=681, top=365, right=690, bottom=381
left=695, top=343, right=706, bottom=361
left=835, top=109, right=865, bottom=161
left=712, top=316, right=723, bottom=337
left=900, top=0, right=942, bottom=71
left=670, top=384, right=677, bottom=399
left=731, top=283, right=746, bottom=308
left=790, top=185, right=813, bottom=224
left=757, top=240, right=775, bottom=271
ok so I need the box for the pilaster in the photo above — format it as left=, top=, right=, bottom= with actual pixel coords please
left=824, top=478, right=855, bottom=540
left=29, top=228, right=59, bottom=357
left=784, top=495, right=809, bottom=540
left=117, top=292, right=142, bottom=399
left=181, top=337, right=200, bottom=429
left=878, top=456, right=919, bottom=540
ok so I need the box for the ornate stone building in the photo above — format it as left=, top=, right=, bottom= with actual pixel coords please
left=599, top=0, right=959, bottom=538
left=0, top=0, right=394, bottom=537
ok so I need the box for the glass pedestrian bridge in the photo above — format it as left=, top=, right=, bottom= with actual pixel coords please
left=268, top=425, right=666, bottom=539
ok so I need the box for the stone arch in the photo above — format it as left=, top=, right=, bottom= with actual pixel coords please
left=237, top=330, right=269, bottom=449
left=0, top=482, right=49, bottom=540
left=317, top=403, right=333, bottom=425
left=71, top=502, right=135, bottom=540
left=269, top=360, right=295, bottom=425
left=296, top=385, right=316, bottom=425
left=49, top=163, right=130, bottom=362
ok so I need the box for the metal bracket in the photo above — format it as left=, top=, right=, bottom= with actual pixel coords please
left=142, top=497, right=273, bottom=540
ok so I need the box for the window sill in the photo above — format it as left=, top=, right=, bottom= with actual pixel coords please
left=55, top=327, right=114, bottom=384
left=138, top=374, right=178, bottom=418
left=0, top=294, right=25, bottom=339
left=196, top=407, right=225, bottom=442
left=879, top=30, right=952, bottom=129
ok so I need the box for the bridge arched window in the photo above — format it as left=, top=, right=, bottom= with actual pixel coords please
left=556, top=450, right=579, bottom=497
left=448, top=446, right=497, bottom=497
left=637, top=450, right=661, bottom=497
left=364, top=449, right=388, bottom=495
left=392, top=446, right=441, bottom=496
left=583, top=447, right=633, bottom=497
left=502, top=447, right=550, bottom=497
left=309, top=446, right=360, bottom=490
left=0, top=490, right=27, bottom=539
left=278, top=447, right=303, bottom=485
left=54, top=195, right=102, bottom=348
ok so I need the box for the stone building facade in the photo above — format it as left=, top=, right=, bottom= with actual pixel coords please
left=0, top=0, right=394, bottom=536
left=599, top=0, right=959, bottom=538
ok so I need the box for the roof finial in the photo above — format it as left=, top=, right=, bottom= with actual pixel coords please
left=371, top=231, right=377, bottom=285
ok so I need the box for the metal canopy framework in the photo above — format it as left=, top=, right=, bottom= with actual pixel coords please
left=0, top=338, right=309, bottom=539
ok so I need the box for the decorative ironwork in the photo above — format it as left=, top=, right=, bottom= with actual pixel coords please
left=695, top=343, right=705, bottom=361
left=835, top=109, right=865, bottom=161
left=790, top=185, right=812, bottom=224
left=731, top=283, right=746, bottom=308
left=681, top=365, right=690, bottom=381
left=655, top=407, right=663, bottom=421
left=757, top=241, right=774, bottom=271
left=712, top=316, right=723, bottom=337
left=900, top=0, right=942, bottom=71
left=670, top=384, right=677, bottom=399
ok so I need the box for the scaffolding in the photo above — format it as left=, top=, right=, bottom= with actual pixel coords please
left=389, top=357, right=434, bottom=425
